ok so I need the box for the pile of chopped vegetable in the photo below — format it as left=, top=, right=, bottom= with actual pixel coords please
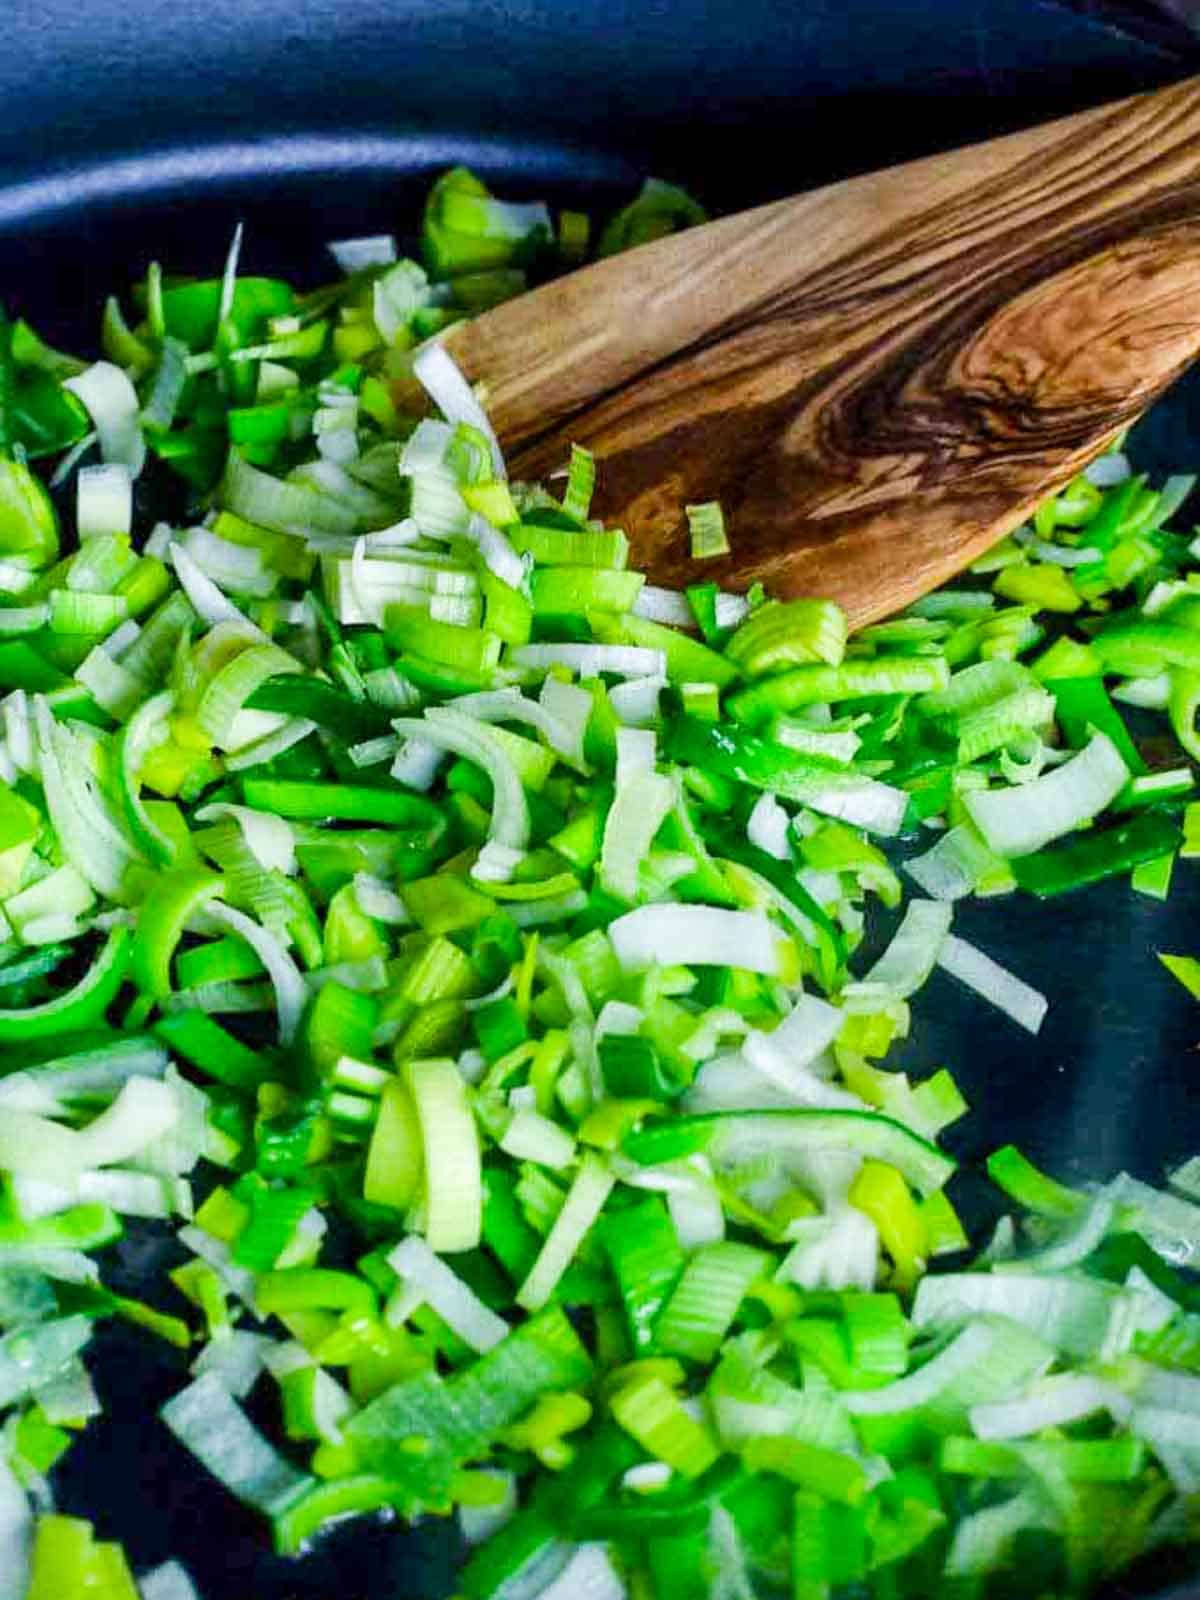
left=3, top=166, right=1200, bottom=1600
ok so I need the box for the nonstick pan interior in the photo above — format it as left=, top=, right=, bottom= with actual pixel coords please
left=2, top=2, right=1200, bottom=1594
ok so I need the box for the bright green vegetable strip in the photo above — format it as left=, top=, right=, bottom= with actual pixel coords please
left=131, top=867, right=224, bottom=998
left=272, top=1475, right=408, bottom=1557
left=590, top=610, right=738, bottom=687
left=985, top=1145, right=1085, bottom=1218
left=257, top=1267, right=376, bottom=1317
left=598, top=1033, right=682, bottom=1101
left=363, top=1079, right=423, bottom=1210
left=246, top=676, right=392, bottom=743
left=728, top=656, right=948, bottom=725
left=423, top=167, right=551, bottom=276
left=195, top=642, right=302, bottom=749
left=241, top=779, right=441, bottom=827
left=0, top=925, right=131, bottom=1040
left=793, top=1493, right=869, bottom=1593
left=1049, top=674, right=1145, bottom=772
left=743, top=1437, right=868, bottom=1503
left=625, top=1110, right=955, bottom=1196
left=531, top=566, right=643, bottom=615
left=1010, top=810, right=1180, bottom=898
left=385, top=605, right=501, bottom=674
left=1132, top=849, right=1176, bottom=899
left=472, top=996, right=527, bottom=1063
left=0, top=457, right=59, bottom=569
left=597, top=1196, right=686, bottom=1353
left=666, top=715, right=866, bottom=807
left=231, top=1183, right=318, bottom=1271
left=511, top=521, right=629, bottom=569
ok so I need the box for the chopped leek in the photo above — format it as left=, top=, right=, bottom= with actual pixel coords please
left=0, top=171, right=1198, bottom=1600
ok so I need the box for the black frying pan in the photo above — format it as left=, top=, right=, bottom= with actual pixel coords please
left=4, top=2, right=1200, bottom=1594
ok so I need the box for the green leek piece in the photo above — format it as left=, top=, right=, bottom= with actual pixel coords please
left=479, top=569, right=533, bottom=645
left=401, top=873, right=493, bottom=935
left=405, top=1054, right=483, bottom=1252
left=598, top=178, right=707, bottom=257
left=0, top=924, right=131, bottom=1040
left=598, top=1032, right=683, bottom=1101
left=256, top=1267, right=377, bottom=1318
left=609, top=1372, right=720, bottom=1477
left=384, top=604, right=502, bottom=675
left=273, top=1474, right=408, bottom=1557
left=0, top=457, right=59, bottom=567
left=728, top=656, right=949, bottom=725
left=231, top=1181, right=318, bottom=1271
left=246, top=676, right=392, bottom=743
left=653, top=1241, right=770, bottom=1362
left=625, top=1109, right=954, bottom=1196
left=473, top=996, right=528, bottom=1063
left=666, top=715, right=865, bottom=809
left=597, top=1196, right=685, bottom=1354
left=423, top=167, right=552, bottom=278
left=725, top=597, right=847, bottom=674
left=343, top=1305, right=591, bottom=1503
left=685, top=500, right=729, bottom=560
left=512, top=521, right=629, bottom=569
left=793, top=1492, right=869, bottom=1593
left=1010, top=810, right=1180, bottom=899
left=743, top=1437, right=868, bottom=1502
left=241, top=779, right=441, bottom=827
left=561, top=445, right=595, bottom=521
left=591, top=609, right=738, bottom=687
left=323, top=882, right=388, bottom=965
left=174, top=934, right=265, bottom=990
left=530, top=566, right=644, bottom=615
left=130, top=866, right=225, bottom=997
left=363, top=1079, right=423, bottom=1210
left=25, top=1516, right=139, bottom=1600
left=154, top=1009, right=274, bottom=1091
left=1048, top=674, right=1145, bottom=772
left=985, top=1145, right=1088, bottom=1216
left=160, top=276, right=295, bottom=352
left=305, top=981, right=378, bottom=1075
left=0, top=785, right=41, bottom=894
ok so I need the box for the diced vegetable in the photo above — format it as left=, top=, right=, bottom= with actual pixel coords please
left=0, top=178, right=1196, bottom=1600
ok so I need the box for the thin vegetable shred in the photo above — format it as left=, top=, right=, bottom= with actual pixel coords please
left=0, top=168, right=1199, bottom=1600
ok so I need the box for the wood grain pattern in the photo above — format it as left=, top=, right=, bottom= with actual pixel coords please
left=445, top=78, right=1200, bottom=626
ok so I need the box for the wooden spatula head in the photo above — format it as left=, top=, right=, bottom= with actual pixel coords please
left=445, top=79, right=1200, bottom=626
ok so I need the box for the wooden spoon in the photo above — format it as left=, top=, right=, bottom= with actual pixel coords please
left=445, top=77, right=1200, bottom=628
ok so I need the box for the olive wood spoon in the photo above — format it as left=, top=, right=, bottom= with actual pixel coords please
left=445, top=77, right=1200, bottom=627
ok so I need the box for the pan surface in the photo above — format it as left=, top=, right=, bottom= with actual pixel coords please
left=2, top=2, right=1200, bottom=1595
